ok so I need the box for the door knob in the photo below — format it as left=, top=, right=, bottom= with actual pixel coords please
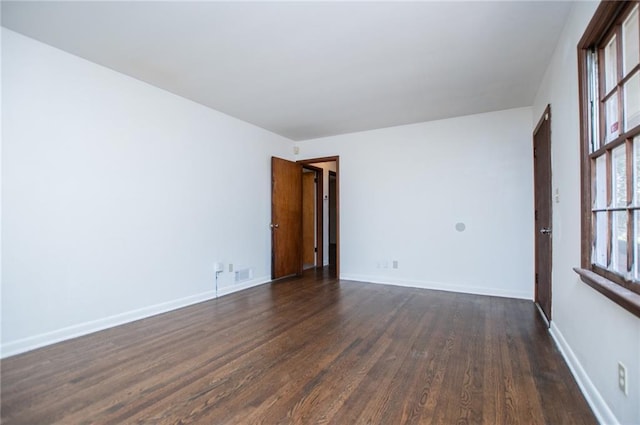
left=539, top=227, right=552, bottom=235
left=270, top=223, right=279, bottom=229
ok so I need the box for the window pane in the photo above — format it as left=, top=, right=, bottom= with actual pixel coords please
left=635, top=211, right=640, bottom=280
left=605, top=34, right=618, bottom=93
left=612, top=144, right=627, bottom=207
left=605, top=92, right=620, bottom=142
left=624, top=72, right=640, bottom=130
left=595, top=155, right=607, bottom=208
left=594, top=212, right=608, bottom=266
left=589, top=50, right=600, bottom=152
left=635, top=136, right=640, bottom=205
left=612, top=210, right=628, bottom=273
left=623, top=5, right=640, bottom=77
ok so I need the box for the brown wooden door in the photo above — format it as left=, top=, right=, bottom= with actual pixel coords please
left=271, top=157, right=302, bottom=279
left=534, top=105, right=552, bottom=323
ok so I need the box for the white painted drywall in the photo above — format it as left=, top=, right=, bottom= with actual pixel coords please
left=296, top=107, right=534, bottom=300
left=532, top=3, right=640, bottom=424
left=0, top=19, right=4, bottom=350
left=1, top=29, right=293, bottom=357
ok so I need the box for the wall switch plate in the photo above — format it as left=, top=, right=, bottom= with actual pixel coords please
left=392, top=260, right=398, bottom=269
left=618, top=362, right=628, bottom=395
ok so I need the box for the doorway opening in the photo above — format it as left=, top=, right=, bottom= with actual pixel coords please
left=270, top=156, right=339, bottom=280
left=328, top=170, right=337, bottom=272
left=298, top=157, right=339, bottom=278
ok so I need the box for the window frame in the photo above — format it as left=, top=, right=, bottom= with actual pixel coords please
left=577, top=1, right=640, bottom=318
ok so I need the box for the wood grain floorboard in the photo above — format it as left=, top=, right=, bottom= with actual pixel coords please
left=1, top=268, right=597, bottom=424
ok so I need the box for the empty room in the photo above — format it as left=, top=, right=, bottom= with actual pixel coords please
left=1, top=1, right=639, bottom=424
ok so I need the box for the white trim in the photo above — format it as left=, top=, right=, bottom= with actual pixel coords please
left=535, top=302, right=551, bottom=328
left=1, top=276, right=272, bottom=359
left=550, top=322, right=619, bottom=425
left=216, top=275, right=271, bottom=297
left=1, top=290, right=215, bottom=358
left=339, top=274, right=531, bottom=300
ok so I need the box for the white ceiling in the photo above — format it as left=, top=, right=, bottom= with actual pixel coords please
left=2, top=1, right=573, bottom=141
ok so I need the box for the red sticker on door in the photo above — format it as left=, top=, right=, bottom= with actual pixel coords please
left=611, top=121, right=619, bottom=133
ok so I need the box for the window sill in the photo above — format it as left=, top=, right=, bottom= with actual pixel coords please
left=574, top=268, right=640, bottom=319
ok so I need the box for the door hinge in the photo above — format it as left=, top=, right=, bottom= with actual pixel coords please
left=533, top=148, right=537, bottom=158
left=314, top=247, right=317, bottom=252
left=535, top=210, right=538, bottom=220
left=535, top=273, right=539, bottom=284
left=314, top=177, right=318, bottom=183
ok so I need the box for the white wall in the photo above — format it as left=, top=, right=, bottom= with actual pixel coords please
left=0, top=14, right=4, bottom=353
left=1, top=29, right=293, bottom=357
left=532, top=3, right=640, bottom=424
left=9, top=17, right=635, bottom=424
left=296, top=107, right=534, bottom=300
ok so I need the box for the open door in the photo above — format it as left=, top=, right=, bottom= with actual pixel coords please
left=271, top=157, right=302, bottom=279
left=534, top=105, right=552, bottom=324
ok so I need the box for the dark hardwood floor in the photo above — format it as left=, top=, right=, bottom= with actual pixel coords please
left=1, top=268, right=596, bottom=424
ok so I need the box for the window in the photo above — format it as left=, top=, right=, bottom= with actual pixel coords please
left=578, top=1, right=640, bottom=317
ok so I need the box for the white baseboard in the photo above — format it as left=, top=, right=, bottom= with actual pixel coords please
left=340, top=274, right=531, bottom=300
left=216, top=275, right=271, bottom=297
left=550, top=322, right=618, bottom=425
left=1, top=276, right=271, bottom=359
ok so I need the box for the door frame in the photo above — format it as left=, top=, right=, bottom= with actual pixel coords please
left=302, top=164, right=324, bottom=268
left=298, top=156, right=340, bottom=277
left=533, top=105, right=552, bottom=325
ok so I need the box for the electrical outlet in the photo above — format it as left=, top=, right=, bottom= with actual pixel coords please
left=618, top=362, right=628, bottom=395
